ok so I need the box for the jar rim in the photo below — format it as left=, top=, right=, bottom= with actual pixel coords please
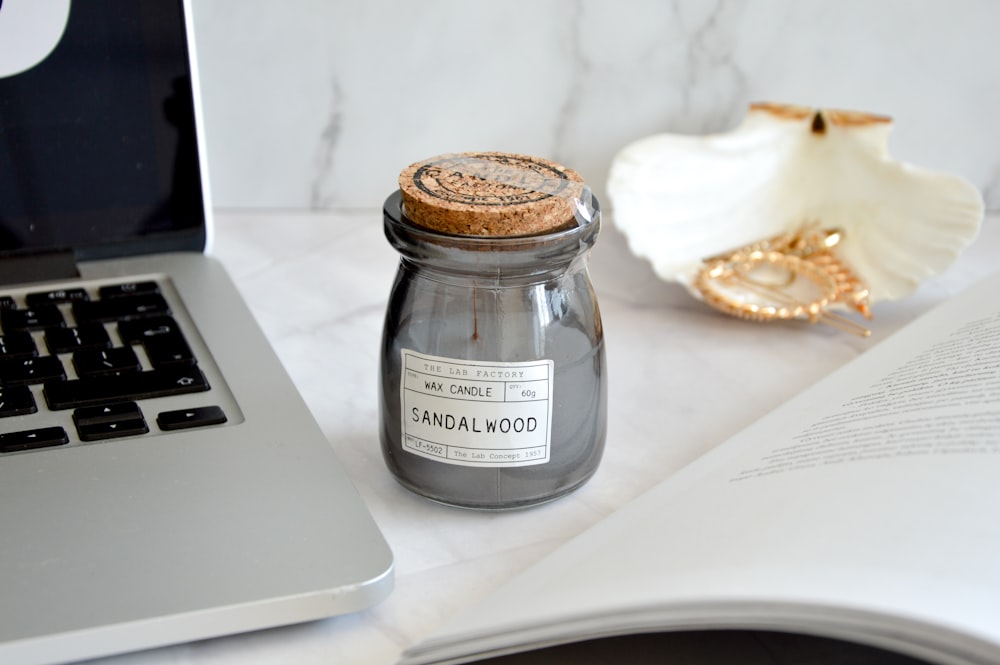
left=382, top=190, right=600, bottom=251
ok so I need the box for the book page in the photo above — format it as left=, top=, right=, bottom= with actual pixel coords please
left=401, top=272, right=1000, bottom=665
left=732, top=310, right=999, bottom=482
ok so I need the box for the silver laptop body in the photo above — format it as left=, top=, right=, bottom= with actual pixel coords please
left=0, top=2, right=394, bottom=663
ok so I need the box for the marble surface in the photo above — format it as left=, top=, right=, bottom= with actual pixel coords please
left=190, top=0, right=1000, bottom=211
left=89, top=208, right=999, bottom=664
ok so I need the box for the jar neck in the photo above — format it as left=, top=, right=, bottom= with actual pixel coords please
left=382, top=190, right=600, bottom=283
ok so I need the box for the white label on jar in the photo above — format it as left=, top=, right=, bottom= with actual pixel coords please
left=400, top=349, right=553, bottom=467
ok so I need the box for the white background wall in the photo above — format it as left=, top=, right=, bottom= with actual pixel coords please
left=190, top=0, right=1000, bottom=211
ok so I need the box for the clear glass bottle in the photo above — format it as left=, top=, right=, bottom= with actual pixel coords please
left=378, top=189, right=607, bottom=509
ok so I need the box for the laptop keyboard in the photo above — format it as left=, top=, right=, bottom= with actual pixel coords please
left=0, top=278, right=231, bottom=454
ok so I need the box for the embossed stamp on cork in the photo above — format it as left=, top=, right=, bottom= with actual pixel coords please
left=378, top=152, right=607, bottom=509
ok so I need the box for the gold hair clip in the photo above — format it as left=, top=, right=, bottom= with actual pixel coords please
left=695, top=226, right=871, bottom=337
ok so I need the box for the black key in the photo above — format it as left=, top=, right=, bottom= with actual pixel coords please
left=73, top=346, right=141, bottom=377
left=119, top=316, right=195, bottom=367
left=0, top=331, right=38, bottom=359
left=76, top=419, right=148, bottom=441
left=0, top=356, right=66, bottom=386
left=0, top=296, right=15, bottom=310
left=44, top=323, right=112, bottom=354
left=0, top=385, right=37, bottom=417
left=26, top=288, right=90, bottom=307
left=74, top=402, right=148, bottom=441
left=0, top=305, right=64, bottom=331
left=157, top=405, right=227, bottom=431
left=144, top=334, right=195, bottom=367
left=117, top=316, right=183, bottom=344
left=43, top=367, right=210, bottom=410
left=73, top=401, right=142, bottom=426
left=0, top=427, right=69, bottom=453
left=72, top=293, right=170, bottom=324
left=98, top=281, right=159, bottom=299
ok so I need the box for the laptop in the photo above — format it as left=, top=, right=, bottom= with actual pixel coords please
left=0, top=1, right=394, bottom=663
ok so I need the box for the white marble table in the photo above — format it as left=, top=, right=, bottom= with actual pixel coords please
left=97, top=209, right=998, bottom=664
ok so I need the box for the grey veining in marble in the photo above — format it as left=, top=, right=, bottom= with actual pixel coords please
left=192, top=0, right=1000, bottom=210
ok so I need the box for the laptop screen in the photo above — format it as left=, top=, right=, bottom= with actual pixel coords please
left=0, top=0, right=206, bottom=262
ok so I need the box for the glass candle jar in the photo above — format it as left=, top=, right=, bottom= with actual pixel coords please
left=378, top=153, right=607, bottom=509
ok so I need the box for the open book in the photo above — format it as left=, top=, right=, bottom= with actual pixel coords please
left=399, top=270, right=1000, bottom=665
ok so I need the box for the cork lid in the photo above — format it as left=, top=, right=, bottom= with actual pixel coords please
left=398, top=152, right=587, bottom=237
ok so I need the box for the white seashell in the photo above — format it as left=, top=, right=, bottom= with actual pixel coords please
left=606, top=103, right=985, bottom=304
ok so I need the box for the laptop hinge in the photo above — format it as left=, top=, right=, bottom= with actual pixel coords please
left=0, top=250, right=80, bottom=286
